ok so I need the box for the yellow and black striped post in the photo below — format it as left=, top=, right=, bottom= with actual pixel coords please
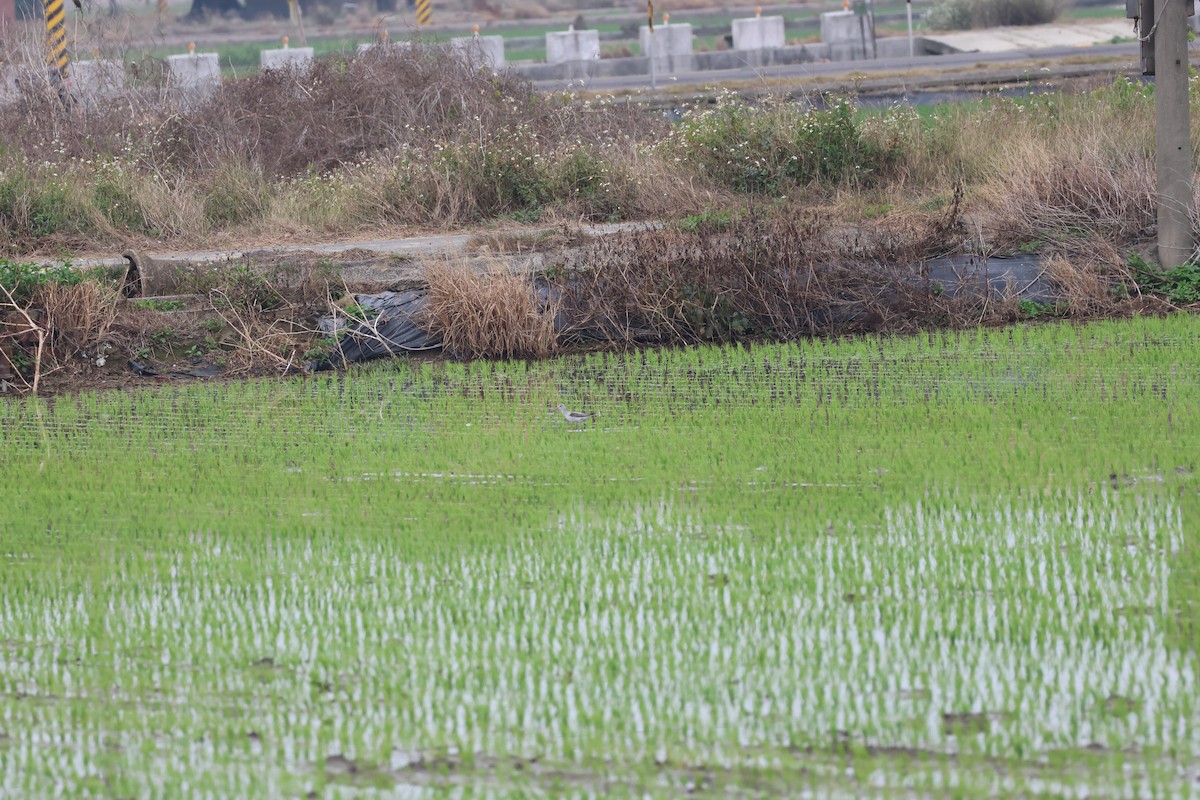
left=415, top=0, right=430, bottom=25
left=42, top=0, right=69, bottom=79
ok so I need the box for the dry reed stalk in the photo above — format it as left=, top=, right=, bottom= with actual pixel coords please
left=979, top=128, right=1156, bottom=247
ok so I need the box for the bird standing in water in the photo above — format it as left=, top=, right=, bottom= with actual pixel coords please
left=555, top=404, right=594, bottom=425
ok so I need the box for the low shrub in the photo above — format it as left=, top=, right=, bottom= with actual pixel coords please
left=552, top=147, right=637, bottom=221
left=925, top=0, right=1063, bottom=30
left=0, top=170, right=85, bottom=247
left=663, top=95, right=893, bottom=194
left=202, top=161, right=271, bottom=229
left=0, top=259, right=82, bottom=306
left=94, top=178, right=151, bottom=235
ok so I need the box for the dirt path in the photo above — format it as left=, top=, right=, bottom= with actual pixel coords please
left=64, top=221, right=659, bottom=291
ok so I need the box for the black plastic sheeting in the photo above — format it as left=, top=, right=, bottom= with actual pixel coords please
left=311, top=255, right=1060, bottom=370
left=311, top=290, right=440, bottom=370
left=925, top=253, right=1058, bottom=304
left=310, top=282, right=589, bottom=370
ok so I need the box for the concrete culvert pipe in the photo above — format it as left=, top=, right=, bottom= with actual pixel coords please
left=122, top=250, right=184, bottom=298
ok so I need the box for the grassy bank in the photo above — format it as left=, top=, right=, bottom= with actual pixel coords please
left=1, top=315, right=1197, bottom=796
left=0, top=44, right=1173, bottom=257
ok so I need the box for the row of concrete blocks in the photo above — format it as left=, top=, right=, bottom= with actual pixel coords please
left=524, top=34, right=920, bottom=82
left=551, top=12, right=879, bottom=66
left=0, top=11, right=890, bottom=109
left=0, top=35, right=507, bottom=110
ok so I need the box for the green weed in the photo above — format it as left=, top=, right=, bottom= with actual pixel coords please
left=0, top=259, right=81, bottom=305
left=132, top=298, right=187, bottom=311
left=1131, top=254, right=1200, bottom=305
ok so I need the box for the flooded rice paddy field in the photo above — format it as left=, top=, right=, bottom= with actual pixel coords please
left=1, top=316, right=1199, bottom=798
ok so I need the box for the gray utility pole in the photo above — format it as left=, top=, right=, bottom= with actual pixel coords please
left=1152, top=0, right=1194, bottom=266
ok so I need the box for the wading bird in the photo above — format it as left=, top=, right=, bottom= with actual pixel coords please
left=556, top=404, right=594, bottom=425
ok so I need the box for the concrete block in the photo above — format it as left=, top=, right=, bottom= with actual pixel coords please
left=67, top=59, right=126, bottom=107
left=0, top=65, right=66, bottom=107
left=356, top=41, right=413, bottom=56
left=0, top=66, right=21, bottom=107
left=822, top=10, right=880, bottom=60
left=639, top=23, right=692, bottom=71
left=545, top=29, right=600, bottom=64
left=451, top=34, right=505, bottom=70
left=167, top=52, right=220, bottom=106
left=261, top=46, right=315, bottom=71
left=731, top=15, right=785, bottom=50
left=820, top=10, right=861, bottom=45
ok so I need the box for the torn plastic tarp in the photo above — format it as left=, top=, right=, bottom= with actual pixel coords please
left=311, top=280, right=662, bottom=370
left=310, top=282, right=601, bottom=370
left=127, top=360, right=223, bottom=379
left=311, top=290, right=440, bottom=370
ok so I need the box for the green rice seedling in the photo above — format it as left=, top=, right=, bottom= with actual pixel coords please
left=0, top=316, right=1197, bottom=796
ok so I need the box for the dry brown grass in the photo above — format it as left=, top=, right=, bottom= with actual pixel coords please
left=422, top=258, right=557, bottom=359
left=0, top=39, right=665, bottom=251
left=34, top=281, right=120, bottom=360
left=982, top=141, right=1155, bottom=247
left=615, top=147, right=738, bottom=221
left=1043, top=241, right=1133, bottom=316
left=0, top=279, right=120, bottom=394
left=554, top=203, right=973, bottom=346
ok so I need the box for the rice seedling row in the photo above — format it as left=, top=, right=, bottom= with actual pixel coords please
left=0, top=316, right=1197, bottom=797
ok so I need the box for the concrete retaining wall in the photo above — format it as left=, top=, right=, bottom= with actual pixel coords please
left=0, top=26, right=942, bottom=113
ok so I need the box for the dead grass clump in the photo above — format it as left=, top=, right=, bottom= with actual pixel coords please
left=34, top=281, right=120, bottom=359
left=556, top=208, right=968, bottom=346
left=423, top=259, right=557, bottom=359
left=0, top=274, right=120, bottom=394
left=616, top=148, right=738, bottom=221
left=1044, top=241, right=1132, bottom=316
left=985, top=146, right=1155, bottom=246
left=201, top=159, right=272, bottom=230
